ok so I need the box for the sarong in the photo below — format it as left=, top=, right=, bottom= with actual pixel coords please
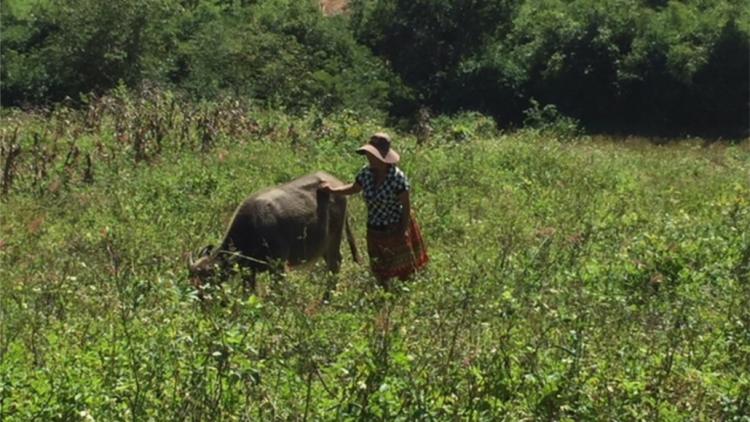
left=366, top=210, right=429, bottom=279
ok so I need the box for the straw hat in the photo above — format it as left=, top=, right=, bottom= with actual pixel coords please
left=355, top=132, right=400, bottom=164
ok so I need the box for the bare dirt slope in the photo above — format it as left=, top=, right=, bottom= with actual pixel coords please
left=318, top=0, right=350, bottom=16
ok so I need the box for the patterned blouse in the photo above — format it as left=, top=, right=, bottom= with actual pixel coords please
left=355, top=165, right=410, bottom=227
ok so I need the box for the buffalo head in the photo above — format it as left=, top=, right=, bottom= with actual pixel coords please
left=188, top=245, right=220, bottom=288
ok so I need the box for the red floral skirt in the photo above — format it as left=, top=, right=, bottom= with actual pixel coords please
left=366, top=210, right=429, bottom=279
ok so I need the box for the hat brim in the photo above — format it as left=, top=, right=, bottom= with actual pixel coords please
left=356, top=144, right=400, bottom=164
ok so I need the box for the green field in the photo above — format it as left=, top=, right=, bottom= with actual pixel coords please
left=1, top=96, right=749, bottom=421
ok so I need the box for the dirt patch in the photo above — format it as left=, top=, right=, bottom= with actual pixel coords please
left=319, top=0, right=350, bottom=16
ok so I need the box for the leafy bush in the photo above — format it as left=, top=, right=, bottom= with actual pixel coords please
left=522, top=99, right=583, bottom=140
left=350, top=0, right=524, bottom=120
left=428, top=111, right=501, bottom=143
left=1, top=0, right=174, bottom=104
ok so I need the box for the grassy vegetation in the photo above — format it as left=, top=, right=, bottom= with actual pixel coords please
left=1, top=94, right=749, bottom=421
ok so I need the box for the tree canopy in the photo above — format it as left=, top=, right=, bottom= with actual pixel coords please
left=2, top=0, right=748, bottom=137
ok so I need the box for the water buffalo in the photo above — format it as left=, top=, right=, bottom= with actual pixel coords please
left=189, top=171, right=362, bottom=296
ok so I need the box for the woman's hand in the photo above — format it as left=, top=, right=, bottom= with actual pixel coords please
left=318, top=182, right=362, bottom=196
left=318, top=181, right=332, bottom=193
left=403, top=228, right=410, bottom=240
left=398, top=190, right=411, bottom=240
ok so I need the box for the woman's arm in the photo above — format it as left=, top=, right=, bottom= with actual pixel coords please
left=319, top=181, right=362, bottom=196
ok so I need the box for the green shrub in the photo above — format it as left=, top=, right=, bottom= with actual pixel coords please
left=522, top=99, right=583, bottom=140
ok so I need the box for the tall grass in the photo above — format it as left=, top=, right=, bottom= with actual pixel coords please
left=1, top=93, right=749, bottom=421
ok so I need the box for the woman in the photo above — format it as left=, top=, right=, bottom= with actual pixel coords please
left=318, top=132, right=429, bottom=290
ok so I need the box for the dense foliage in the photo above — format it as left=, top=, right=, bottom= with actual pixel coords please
left=3, top=0, right=749, bottom=137
left=351, top=0, right=750, bottom=136
left=1, top=0, right=394, bottom=115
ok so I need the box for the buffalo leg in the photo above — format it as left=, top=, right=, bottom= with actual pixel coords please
left=263, top=240, right=291, bottom=288
left=323, top=246, right=343, bottom=274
